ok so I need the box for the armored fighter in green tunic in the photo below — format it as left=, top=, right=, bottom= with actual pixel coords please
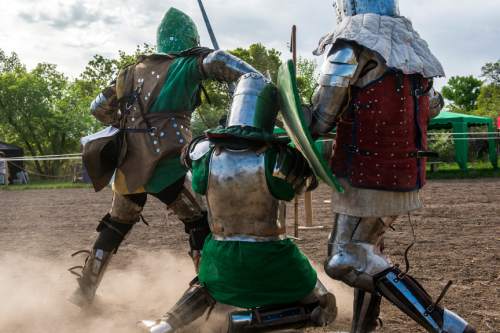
left=139, top=73, right=337, bottom=333
left=70, top=7, right=261, bottom=307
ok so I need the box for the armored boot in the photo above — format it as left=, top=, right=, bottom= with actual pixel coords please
left=139, top=278, right=215, bottom=333
left=69, top=248, right=113, bottom=307
left=227, top=280, right=337, bottom=332
left=69, top=213, right=134, bottom=307
left=375, top=266, right=476, bottom=333
left=351, top=289, right=382, bottom=333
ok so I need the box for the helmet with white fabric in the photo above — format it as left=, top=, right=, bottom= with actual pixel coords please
left=333, top=0, right=399, bottom=22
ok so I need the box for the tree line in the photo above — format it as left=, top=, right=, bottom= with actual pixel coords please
left=0, top=45, right=498, bottom=176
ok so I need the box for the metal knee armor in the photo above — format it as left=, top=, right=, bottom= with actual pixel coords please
left=325, top=214, right=395, bottom=291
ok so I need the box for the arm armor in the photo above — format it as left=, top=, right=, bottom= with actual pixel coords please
left=90, top=83, right=119, bottom=126
left=202, top=50, right=259, bottom=82
left=310, top=45, right=359, bottom=136
left=428, top=87, right=444, bottom=119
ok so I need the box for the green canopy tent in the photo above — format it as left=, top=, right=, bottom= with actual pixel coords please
left=428, top=111, right=498, bottom=171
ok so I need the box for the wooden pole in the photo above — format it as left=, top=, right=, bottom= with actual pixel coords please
left=290, top=24, right=300, bottom=238
left=304, top=191, right=313, bottom=227
left=294, top=197, right=299, bottom=238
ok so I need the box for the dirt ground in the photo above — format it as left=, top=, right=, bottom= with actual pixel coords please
left=0, top=179, right=499, bottom=333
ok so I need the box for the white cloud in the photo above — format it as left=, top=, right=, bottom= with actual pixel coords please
left=1, top=0, right=499, bottom=86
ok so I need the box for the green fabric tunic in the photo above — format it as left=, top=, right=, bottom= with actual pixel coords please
left=198, top=234, right=317, bottom=309
left=145, top=56, right=203, bottom=193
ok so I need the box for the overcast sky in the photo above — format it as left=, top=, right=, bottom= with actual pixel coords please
left=1, top=0, right=499, bottom=87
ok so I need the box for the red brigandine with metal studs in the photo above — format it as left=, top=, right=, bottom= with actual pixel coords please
left=331, top=72, right=430, bottom=191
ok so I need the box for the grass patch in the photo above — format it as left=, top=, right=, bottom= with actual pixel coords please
left=0, top=180, right=92, bottom=191
left=427, top=159, right=500, bottom=179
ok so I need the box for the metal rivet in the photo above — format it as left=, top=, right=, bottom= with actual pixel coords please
left=176, top=131, right=180, bottom=135
left=131, top=117, right=135, bottom=122
left=160, top=132, right=165, bottom=137
left=145, top=96, right=148, bottom=100
left=179, top=139, right=184, bottom=143
left=156, top=75, right=160, bottom=79
left=377, top=174, right=381, bottom=177
left=154, top=140, right=158, bottom=145
left=151, top=71, right=155, bottom=75
left=156, top=148, right=160, bottom=153
left=150, top=132, right=154, bottom=136
left=173, top=124, right=178, bottom=128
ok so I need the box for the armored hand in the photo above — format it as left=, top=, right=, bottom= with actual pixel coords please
left=273, top=146, right=318, bottom=194
left=90, top=82, right=119, bottom=126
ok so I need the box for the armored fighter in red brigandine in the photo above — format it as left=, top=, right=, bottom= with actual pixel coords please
left=309, top=1, right=475, bottom=332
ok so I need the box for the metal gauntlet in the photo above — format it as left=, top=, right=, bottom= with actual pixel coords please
left=90, top=83, right=119, bottom=126
left=202, top=50, right=259, bottom=82
left=273, top=146, right=317, bottom=193
left=428, top=87, right=445, bottom=119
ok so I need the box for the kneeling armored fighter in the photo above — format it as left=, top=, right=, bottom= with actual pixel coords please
left=139, top=73, right=337, bottom=332
left=308, top=0, right=475, bottom=332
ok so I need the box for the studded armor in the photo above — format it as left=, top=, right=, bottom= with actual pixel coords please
left=313, top=2, right=475, bottom=332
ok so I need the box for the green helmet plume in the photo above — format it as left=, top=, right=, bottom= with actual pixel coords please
left=157, top=7, right=200, bottom=54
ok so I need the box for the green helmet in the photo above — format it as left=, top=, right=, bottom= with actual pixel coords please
left=156, top=7, right=200, bottom=54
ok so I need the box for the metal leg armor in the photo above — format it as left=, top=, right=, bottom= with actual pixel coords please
left=68, top=213, right=134, bottom=307
left=324, top=214, right=395, bottom=291
left=325, top=214, right=475, bottom=333
left=351, top=289, right=382, bottom=333
left=227, top=279, right=337, bottom=332
left=69, top=248, right=113, bottom=307
left=139, top=278, right=215, bottom=333
left=375, top=266, right=476, bottom=333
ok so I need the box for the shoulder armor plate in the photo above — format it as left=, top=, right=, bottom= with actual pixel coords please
left=319, top=45, right=359, bottom=87
left=189, top=138, right=211, bottom=161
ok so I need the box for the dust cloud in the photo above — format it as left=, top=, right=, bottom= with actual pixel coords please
left=0, top=251, right=352, bottom=333
left=0, top=251, right=194, bottom=333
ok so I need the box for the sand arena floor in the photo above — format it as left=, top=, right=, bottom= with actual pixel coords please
left=0, top=179, right=499, bottom=332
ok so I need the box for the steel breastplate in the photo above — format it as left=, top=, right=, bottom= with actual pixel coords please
left=206, top=149, right=285, bottom=241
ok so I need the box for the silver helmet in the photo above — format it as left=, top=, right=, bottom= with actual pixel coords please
left=227, top=73, right=279, bottom=134
left=334, top=0, right=399, bottom=22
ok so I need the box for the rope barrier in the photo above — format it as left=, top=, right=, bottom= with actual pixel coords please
left=1, top=155, right=82, bottom=161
